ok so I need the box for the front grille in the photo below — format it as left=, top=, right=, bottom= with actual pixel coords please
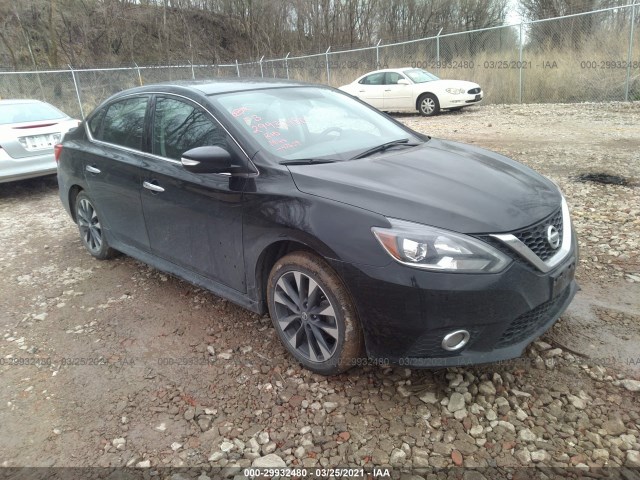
left=496, top=288, right=571, bottom=348
left=512, top=208, right=563, bottom=261
left=476, top=207, right=565, bottom=269
left=405, top=327, right=481, bottom=358
left=467, top=87, right=481, bottom=94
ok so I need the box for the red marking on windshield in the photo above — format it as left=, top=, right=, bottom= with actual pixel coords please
left=231, top=107, right=250, bottom=118
left=229, top=106, right=306, bottom=152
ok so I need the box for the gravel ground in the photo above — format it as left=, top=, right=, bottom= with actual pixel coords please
left=0, top=102, right=639, bottom=478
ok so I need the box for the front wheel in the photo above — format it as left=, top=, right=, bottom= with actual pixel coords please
left=418, top=93, right=440, bottom=116
left=267, top=251, right=364, bottom=375
left=75, top=192, right=116, bottom=260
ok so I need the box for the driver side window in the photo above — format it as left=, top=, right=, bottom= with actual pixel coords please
left=152, top=97, right=226, bottom=160
left=385, top=72, right=405, bottom=85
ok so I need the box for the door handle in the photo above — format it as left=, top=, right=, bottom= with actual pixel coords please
left=85, top=165, right=101, bottom=174
left=384, top=89, right=391, bottom=92
left=143, top=181, right=165, bottom=193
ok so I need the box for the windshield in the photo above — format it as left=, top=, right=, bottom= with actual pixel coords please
left=0, top=102, right=67, bottom=125
left=211, top=87, right=420, bottom=161
left=404, top=69, right=439, bottom=83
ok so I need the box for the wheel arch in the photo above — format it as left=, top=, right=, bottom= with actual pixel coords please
left=68, top=184, right=84, bottom=222
left=253, top=237, right=335, bottom=315
left=416, top=91, right=436, bottom=111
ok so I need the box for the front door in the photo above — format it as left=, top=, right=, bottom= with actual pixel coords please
left=140, top=95, right=246, bottom=292
left=382, top=72, right=413, bottom=110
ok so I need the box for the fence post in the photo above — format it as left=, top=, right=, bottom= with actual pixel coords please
left=68, top=65, right=85, bottom=120
left=259, top=56, right=265, bottom=78
left=518, top=22, right=524, bottom=103
left=134, top=62, right=143, bottom=86
left=285, top=52, right=290, bottom=79
left=625, top=3, right=637, bottom=101
left=376, top=39, right=382, bottom=68
left=33, top=70, right=46, bottom=102
left=236, top=60, right=240, bottom=77
left=190, top=61, right=195, bottom=80
left=325, top=47, right=331, bottom=84
left=436, top=28, right=443, bottom=75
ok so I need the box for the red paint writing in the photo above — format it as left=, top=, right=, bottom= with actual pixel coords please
left=231, top=106, right=250, bottom=118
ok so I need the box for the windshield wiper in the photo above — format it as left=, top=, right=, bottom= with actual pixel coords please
left=351, top=138, right=420, bottom=160
left=280, top=158, right=337, bottom=166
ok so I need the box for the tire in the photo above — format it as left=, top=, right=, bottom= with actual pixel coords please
left=418, top=93, right=440, bottom=116
left=75, top=191, right=116, bottom=260
left=267, top=251, right=364, bottom=375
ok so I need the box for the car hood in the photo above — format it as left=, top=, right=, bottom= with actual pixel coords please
left=425, top=79, right=480, bottom=90
left=287, top=139, right=560, bottom=234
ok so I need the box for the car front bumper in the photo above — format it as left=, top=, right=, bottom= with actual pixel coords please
left=0, top=150, right=57, bottom=183
left=440, top=91, right=484, bottom=109
left=329, top=231, right=578, bottom=367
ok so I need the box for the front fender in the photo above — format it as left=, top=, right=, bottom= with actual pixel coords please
left=242, top=190, right=391, bottom=311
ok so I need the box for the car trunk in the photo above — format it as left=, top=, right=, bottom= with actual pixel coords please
left=0, top=120, right=76, bottom=159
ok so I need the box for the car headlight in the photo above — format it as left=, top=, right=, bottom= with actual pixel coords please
left=445, top=88, right=465, bottom=94
left=372, top=219, right=511, bottom=273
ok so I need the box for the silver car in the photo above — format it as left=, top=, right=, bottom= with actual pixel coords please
left=0, top=99, right=79, bottom=183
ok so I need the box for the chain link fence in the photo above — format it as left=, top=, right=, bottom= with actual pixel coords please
left=1, top=3, right=637, bottom=119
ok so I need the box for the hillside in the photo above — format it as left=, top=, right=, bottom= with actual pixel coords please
left=0, top=1, right=249, bottom=70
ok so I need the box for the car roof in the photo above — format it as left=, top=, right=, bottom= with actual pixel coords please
left=360, top=68, right=415, bottom=76
left=111, top=79, right=317, bottom=98
left=0, top=99, right=51, bottom=105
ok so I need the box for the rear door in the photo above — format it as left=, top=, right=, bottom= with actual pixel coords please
left=82, top=95, right=151, bottom=252
left=139, top=95, right=246, bottom=292
left=354, top=72, right=386, bottom=108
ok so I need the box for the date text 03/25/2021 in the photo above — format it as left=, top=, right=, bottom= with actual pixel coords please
left=243, top=467, right=392, bottom=478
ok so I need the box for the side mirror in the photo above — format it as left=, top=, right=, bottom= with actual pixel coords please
left=181, top=146, right=233, bottom=174
left=397, top=79, right=410, bottom=85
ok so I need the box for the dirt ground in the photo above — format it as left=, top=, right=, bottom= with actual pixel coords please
left=1, top=102, right=639, bottom=475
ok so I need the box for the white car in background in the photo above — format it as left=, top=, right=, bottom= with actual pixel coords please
left=339, top=68, right=483, bottom=116
left=0, top=99, right=79, bottom=183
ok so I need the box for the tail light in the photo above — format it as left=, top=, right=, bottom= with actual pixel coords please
left=54, top=144, right=63, bottom=163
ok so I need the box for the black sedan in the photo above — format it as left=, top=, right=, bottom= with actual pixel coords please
left=56, top=80, right=578, bottom=375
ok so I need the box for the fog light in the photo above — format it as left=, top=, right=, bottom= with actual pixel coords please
left=441, top=330, right=470, bottom=351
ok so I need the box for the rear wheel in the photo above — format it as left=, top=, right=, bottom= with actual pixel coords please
left=418, top=93, right=440, bottom=116
left=75, top=192, right=116, bottom=260
left=267, top=251, right=364, bottom=375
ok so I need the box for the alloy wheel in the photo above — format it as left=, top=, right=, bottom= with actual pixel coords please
left=77, top=198, right=103, bottom=253
left=273, top=270, right=339, bottom=363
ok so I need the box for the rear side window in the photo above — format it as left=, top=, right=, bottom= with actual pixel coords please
left=152, top=97, right=226, bottom=160
left=359, top=72, right=385, bottom=85
left=99, top=96, right=148, bottom=150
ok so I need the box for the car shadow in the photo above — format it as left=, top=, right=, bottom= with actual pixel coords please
left=0, top=174, right=59, bottom=201
left=391, top=108, right=471, bottom=119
